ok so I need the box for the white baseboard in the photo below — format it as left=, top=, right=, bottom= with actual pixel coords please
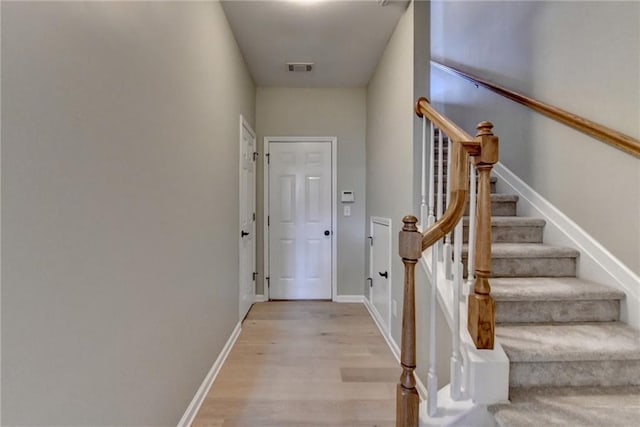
left=363, top=297, right=394, bottom=354
left=493, top=162, right=640, bottom=328
left=254, top=294, right=267, bottom=303
left=334, top=294, right=366, bottom=303
left=177, top=322, right=242, bottom=427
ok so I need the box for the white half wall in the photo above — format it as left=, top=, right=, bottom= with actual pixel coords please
left=366, top=0, right=444, bottom=388
left=367, top=0, right=414, bottom=347
left=1, top=2, right=255, bottom=424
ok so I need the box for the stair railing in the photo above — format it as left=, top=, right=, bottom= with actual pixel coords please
left=397, top=97, right=498, bottom=426
left=431, top=59, right=640, bottom=158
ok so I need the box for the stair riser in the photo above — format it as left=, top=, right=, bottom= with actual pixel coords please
left=496, top=300, right=620, bottom=323
left=464, top=200, right=516, bottom=216
left=436, top=180, right=497, bottom=194
left=462, top=257, right=577, bottom=277
left=463, top=225, right=543, bottom=243
left=509, top=360, right=640, bottom=387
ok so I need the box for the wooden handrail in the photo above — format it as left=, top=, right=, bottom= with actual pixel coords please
left=420, top=139, right=470, bottom=250
left=431, top=60, right=640, bottom=158
left=415, top=97, right=472, bottom=145
left=397, top=98, right=497, bottom=426
left=415, top=97, right=475, bottom=250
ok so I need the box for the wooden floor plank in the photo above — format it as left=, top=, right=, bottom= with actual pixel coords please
left=191, top=301, right=398, bottom=426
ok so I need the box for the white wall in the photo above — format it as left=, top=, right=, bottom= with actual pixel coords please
left=367, top=0, right=414, bottom=344
left=431, top=0, right=640, bottom=275
left=366, top=0, right=450, bottom=387
left=255, top=87, right=367, bottom=297
left=1, top=1, right=255, bottom=425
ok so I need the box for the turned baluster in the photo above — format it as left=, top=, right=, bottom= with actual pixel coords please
left=467, top=121, right=498, bottom=349
left=396, top=215, right=421, bottom=427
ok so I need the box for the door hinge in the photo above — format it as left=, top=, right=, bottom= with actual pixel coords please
left=266, top=153, right=270, bottom=164
left=266, top=277, right=270, bottom=287
left=367, top=277, right=373, bottom=287
left=253, top=212, right=256, bottom=221
left=252, top=272, right=258, bottom=281
left=267, top=215, right=270, bottom=227
left=368, top=236, right=373, bottom=246
left=253, top=152, right=259, bottom=161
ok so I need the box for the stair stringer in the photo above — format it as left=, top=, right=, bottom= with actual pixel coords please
left=417, top=248, right=509, bottom=426
left=493, top=162, right=640, bottom=328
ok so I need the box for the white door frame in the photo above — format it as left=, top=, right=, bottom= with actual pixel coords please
left=369, top=216, right=393, bottom=335
left=263, top=136, right=338, bottom=301
left=239, top=115, right=256, bottom=319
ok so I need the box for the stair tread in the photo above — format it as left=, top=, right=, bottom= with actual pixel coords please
left=488, top=194, right=519, bottom=202
left=490, top=386, right=640, bottom=427
left=462, top=243, right=580, bottom=258
left=462, top=216, right=545, bottom=227
left=491, top=277, right=625, bottom=301
left=496, top=322, right=640, bottom=362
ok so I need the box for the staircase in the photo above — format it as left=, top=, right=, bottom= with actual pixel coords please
left=459, top=178, right=640, bottom=426
left=402, top=97, right=640, bottom=427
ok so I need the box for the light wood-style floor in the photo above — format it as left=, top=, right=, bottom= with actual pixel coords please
left=192, top=301, right=399, bottom=427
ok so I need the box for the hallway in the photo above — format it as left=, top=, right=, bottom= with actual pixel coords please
left=192, top=302, right=398, bottom=426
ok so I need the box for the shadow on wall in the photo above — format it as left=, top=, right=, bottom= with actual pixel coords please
left=429, top=0, right=544, bottom=178
left=431, top=67, right=535, bottom=180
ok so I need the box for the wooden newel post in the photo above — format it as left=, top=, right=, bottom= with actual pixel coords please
left=468, top=121, right=499, bottom=350
left=397, top=215, right=421, bottom=427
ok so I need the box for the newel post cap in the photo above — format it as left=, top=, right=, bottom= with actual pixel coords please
left=399, top=215, right=421, bottom=260
left=402, top=215, right=419, bottom=232
left=475, top=121, right=499, bottom=165
left=476, top=121, right=494, bottom=137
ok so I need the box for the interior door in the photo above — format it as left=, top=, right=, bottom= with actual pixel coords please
left=268, top=142, right=332, bottom=300
left=239, top=117, right=256, bottom=320
left=370, top=218, right=391, bottom=333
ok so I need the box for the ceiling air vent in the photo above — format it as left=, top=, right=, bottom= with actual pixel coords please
left=287, top=62, right=313, bottom=72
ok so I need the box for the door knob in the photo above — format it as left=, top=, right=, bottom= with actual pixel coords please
left=241, top=230, right=250, bottom=238
left=378, top=271, right=388, bottom=279
left=324, top=230, right=331, bottom=236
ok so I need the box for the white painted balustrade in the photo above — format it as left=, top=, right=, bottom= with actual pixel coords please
left=422, top=120, right=481, bottom=416
left=402, top=99, right=508, bottom=426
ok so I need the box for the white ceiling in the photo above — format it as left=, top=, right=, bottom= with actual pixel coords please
left=221, top=0, right=408, bottom=87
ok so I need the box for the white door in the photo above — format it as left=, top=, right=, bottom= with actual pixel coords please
left=268, top=142, right=332, bottom=300
left=239, top=117, right=256, bottom=320
left=370, top=218, right=391, bottom=333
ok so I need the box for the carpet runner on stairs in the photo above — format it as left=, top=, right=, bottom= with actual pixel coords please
left=459, top=175, right=640, bottom=426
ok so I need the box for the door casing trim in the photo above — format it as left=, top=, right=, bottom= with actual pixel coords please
left=263, top=136, right=338, bottom=301
left=239, top=115, right=256, bottom=320
left=368, top=216, right=393, bottom=336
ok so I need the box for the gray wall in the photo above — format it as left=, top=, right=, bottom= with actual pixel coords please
left=431, top=0, right=640, bottom=275
left=255, top=87, right=367, bottom=297
left=1, top=1, right=255, bottom=425
left=366, top=0, right=450, bottom=387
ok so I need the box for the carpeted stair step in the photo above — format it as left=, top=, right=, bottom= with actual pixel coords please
left=492, top=277, right=624, bottom=323
left=462, top=243, right=579, bottom=277
left=464, top=193, right=518, bottom=216
left=435, top=175, right=497, bottom=193
left=463, top=216, right=545, bottom=243
left=489, top=385, right=640, bottom=427
left=496, top=322, right=640, bottom=387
